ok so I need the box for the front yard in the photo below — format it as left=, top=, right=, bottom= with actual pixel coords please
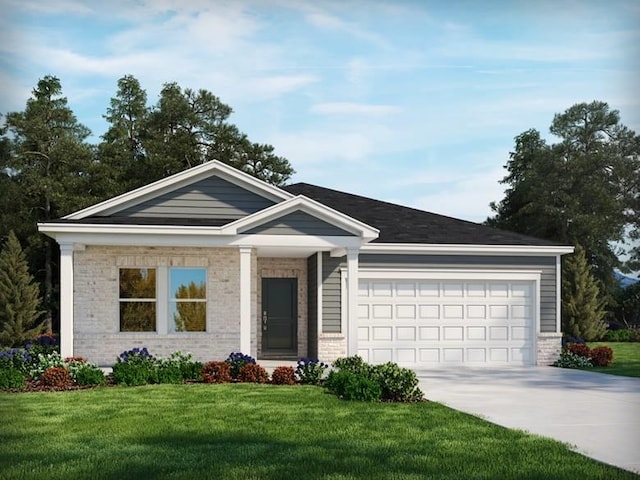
left=1, top=384, right=636, bottom=479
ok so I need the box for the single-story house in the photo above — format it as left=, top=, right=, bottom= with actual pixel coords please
left=38, top=160, right=573, bottom=367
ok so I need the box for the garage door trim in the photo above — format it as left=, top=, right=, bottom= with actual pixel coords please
left=341, top=268, right=542, bottom=366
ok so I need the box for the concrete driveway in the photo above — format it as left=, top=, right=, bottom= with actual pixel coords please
left=416, top=366, right=640, bottom=473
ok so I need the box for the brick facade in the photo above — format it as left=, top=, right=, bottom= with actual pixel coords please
left=73, top=245, right=253, bottom=366
left=536, top=333, right=563, bottom=365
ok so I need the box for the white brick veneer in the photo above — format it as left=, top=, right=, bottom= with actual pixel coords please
left=256, top=257, right=308, bottom=358
left=73, top=245, right=257, bottom=366
left=317, top=334, right=347, bottom=363
left=537, top=333, right=563, bottom=365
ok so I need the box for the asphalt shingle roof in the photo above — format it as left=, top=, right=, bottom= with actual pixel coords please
left=283, top=182, right=558, bottom=246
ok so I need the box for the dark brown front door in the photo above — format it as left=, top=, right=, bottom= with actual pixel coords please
left=262, top=278, right=297, bottom=355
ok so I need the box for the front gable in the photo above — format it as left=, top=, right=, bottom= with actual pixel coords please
left=109, top=176, right=276, bottom=220
left=241, top=211, right=356, bottom=236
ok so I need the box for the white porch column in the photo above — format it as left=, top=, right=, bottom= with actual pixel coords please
left=59, top=243, right=75, bottom=359
left=239, top=246, right=252, bottom=355
left=346, top=247, right=359, bottom=355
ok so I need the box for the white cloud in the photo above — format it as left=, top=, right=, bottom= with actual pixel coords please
left=310, top=102, right=401, bottom=115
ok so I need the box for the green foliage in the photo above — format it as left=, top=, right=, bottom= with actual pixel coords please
left=295, top=358, right=328, bottom=385
left=167, top=351, right=202, bottom=381
left=237, top=363, right=269, bottom=383
left=0, top=368, right=26, bottom=389
left=72, top=363, right=106, bottom=386
left=0, top=232, right=45, bottom=347
left=613, top=282, right=640, bottom=327
left=562, top=245, right=608, bottom=341
left=112, top=348, right=157, bottom=386
left=553, top=351, right=594, bottom=369
left=371, top=362, right=424, bottom=402
left=604, top=328, right=640, bottom=342
left=332, top=355, right=370, bottom=375
left=271, top=366, right=297, bottom=385
left=488, top=101, right=640, bottom=298
left=325, top=370, right=382, bottom=402
left=156, top=360, right=184, bottom=384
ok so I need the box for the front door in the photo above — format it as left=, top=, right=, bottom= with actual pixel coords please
left=261, top=278, right=297, bottom=356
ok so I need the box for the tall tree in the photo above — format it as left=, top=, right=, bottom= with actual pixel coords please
left=1, top=76, right=97, bottom=330
left=562, top=245, right=607, bottom=341
left=0, top=231, right=45, bottom=347
left=100, top=76, right=294, bottom=189
left=488, top=101, right=640, bottom=298
left=96, top=74, right=148, bottom=194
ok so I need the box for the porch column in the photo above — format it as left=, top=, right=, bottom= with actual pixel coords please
left=239, top=246, right=252, bottom=355
left=346, top=247, right=359, bottom=355
left=59, top=243, right=74, bottom=359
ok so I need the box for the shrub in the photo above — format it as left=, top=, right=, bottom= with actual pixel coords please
left=553, top=351, right=593, bottom=369
left=372, top=362, right=424, bottom=402
left=604, top=328, right=640, bottom=342
left=25, top=333, right=59, bottom=356
left=562, top=336, right=585, bottom=347
left=326, top=370, right=381, bottom=402
left=156, top=360, right=184, bottom=384
left=332, top=355, right=370, bottom=375
left=237, top=363, right=269, bottom=383
left=112, top=347, right=158, bottom=386
left=271, top=366, right=297, bottom=385
left=73, top=364, right=106, bottom=386
left=566, top=343, right=591, bottom=359
left=590, top=346, right=614, bottom=367
left=0, top=368, right=26, bottom=389
left=29, top=352, right=64, bottom=380
left=0, top=348, right=32, bottom=374
left=167, top=351, right=202, bottom=381
left=225, top=352, right=256, bottom=379
left=295, top=358, right=328, bottom=385
left=40, top=366, right=72, bottom=389
left=201, top=361, right=232, bottom=384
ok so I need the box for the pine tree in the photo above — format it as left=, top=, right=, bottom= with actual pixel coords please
left=562, top=244, right=608, bottom=341
left=0, top=231, right=45, bottom=347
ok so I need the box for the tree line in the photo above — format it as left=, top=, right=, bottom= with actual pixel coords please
left=0, top=75, right=638, bottom=343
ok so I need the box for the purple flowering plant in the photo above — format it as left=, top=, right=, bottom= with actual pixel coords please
left=117, top=347, right=155, bottom=363
left=296, top=357, right=328, bottom=385
left=0, top=348, right=33, bottom=374
left=225, top=352, right=256, bottom=378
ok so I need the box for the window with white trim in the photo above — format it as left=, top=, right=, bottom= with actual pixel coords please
left=119, top=268, right=157, bottom=332
left=169, top=268, right=207, bottom=332
left=118, top=267, right=207, bottom=333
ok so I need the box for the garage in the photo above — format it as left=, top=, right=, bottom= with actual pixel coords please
left=355, top=271, right=538, bottom=366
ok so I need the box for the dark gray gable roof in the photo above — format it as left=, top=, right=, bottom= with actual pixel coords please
left=283, top=183, right=558, bottom=246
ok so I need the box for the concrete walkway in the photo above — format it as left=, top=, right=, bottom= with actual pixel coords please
left=416, top=367, right=640, bottom=474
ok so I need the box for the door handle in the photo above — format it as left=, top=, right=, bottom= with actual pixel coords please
left=262, top=311, right=268, bottom=331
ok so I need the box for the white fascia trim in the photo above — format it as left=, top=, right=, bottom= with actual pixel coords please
left=228, top=195, right=379, bottom=240
left=63, top=160, right=293, bottom=220
left=38, top=228, right=366, bottom=250
left=352, top=267, right=543, bottom=281
left=361, top=243, right=575, bottom=256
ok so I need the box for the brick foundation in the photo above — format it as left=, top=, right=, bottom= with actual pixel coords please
left=537, top=332, right=563, bottom=365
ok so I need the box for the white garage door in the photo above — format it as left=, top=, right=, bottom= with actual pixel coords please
left=357, top=275, right=536, bottom=366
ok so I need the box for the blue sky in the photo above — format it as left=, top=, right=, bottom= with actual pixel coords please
left=1, top=0, right=638, bottom=223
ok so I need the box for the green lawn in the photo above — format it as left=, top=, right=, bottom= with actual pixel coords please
left=0, top=384, right=636, bottom=480
left=587, top=342, right=640, bottom=377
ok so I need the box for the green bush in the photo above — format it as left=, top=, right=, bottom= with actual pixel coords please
left=604, top=328, right=640, bottom=342
left=295, top=358, right=327, bottom=385
left=73, top=364, right=106, bottom=386
left=332, top=356, right=370, bottom=375
left=553, top=351, right=593, bottom=369
left=156, top=361, right=184, bottom=384
left=372, top=362, right=424, bottom=402
left=112, top=348, right=158, bottom=386
left=166, top=351, right=202, bottom=381
left=0, top=368, right=26, bottom=389
left=326, top=370, right=381, bottom=401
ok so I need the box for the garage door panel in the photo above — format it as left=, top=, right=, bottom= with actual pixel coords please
left=358, top=277, right=535, bottom=366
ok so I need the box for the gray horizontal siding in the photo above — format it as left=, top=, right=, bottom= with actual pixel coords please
left=322, top=253, right=343, bottom=333
left=242, top=211, right=355, bottom=236
left=114, top=176, right=276, bottom=219
left=321, top=254, right=558, bottom=334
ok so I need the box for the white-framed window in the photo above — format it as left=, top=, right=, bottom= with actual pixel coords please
left=118, top=267, right=207, bottom=333
left=169, top=268, right=207, bottom=332
left=119, top=268, right=157, bottom=332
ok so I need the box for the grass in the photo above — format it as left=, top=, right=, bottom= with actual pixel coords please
left=586, top=342, right=640, bottom=377
left=0, top=384, right=637, bottom=480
